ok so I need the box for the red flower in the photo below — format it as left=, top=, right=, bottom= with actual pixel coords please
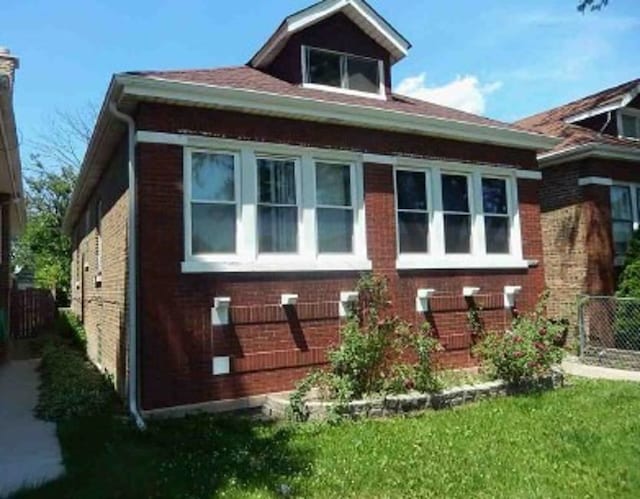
left=513, top=351, right=524, bottom=359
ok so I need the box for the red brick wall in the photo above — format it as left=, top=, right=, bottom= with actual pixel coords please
left=135, top=104, right=544, bottom=410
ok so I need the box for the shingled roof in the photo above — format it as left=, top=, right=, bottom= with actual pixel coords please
left=128, top=65, right=524, bottom=132
left=515, top=79, right=640, bottom=154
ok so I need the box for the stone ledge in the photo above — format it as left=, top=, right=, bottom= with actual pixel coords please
left=264, top=369, right=565, bottom=422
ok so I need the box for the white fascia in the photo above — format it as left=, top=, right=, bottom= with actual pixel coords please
left=538, top=142, right=640, bottom=167
left=564, top=84, right=640, bottom=124
left=117, top=75, right=558, bottom=151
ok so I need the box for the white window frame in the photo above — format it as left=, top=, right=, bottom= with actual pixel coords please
left=394, top=167, right=433, bottom=255
left=314, top=160, right=358, bottom=256
left=184, top=148, right=242, bottom=262
left=394, top=159, right=525, bottom=270
left=301, top=45, right=386, bottom=100
left=617, top=108, right=640, bottom=141
left=611, top=181, right=640, bottom=266
left=182, top=138, right=370, bottom=273
left=481, top=175, right=515, bottom=255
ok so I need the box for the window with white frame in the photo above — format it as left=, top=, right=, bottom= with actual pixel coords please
left=395, top=163, right=523, bottom=267
left=257, top=157, right=299, bottom=253
left=183, top=142, right=368, bottom=272
left=190, top=152, right=238, bottom=255
left=482, top=177, right=511, bottom=254
left=396, top=170, right=429, bottom=253
left=315, top=162, right=355, bottom=253
left=303, top=46, right=383, bottom=96
left=620, top=112, right=640, bottom=140
left=611, top=185, right=634, bottom=260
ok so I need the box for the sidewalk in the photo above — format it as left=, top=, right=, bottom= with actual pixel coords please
left=0, top=359, right=64, bottom=497
left=562, top=356, right=640, bottom=382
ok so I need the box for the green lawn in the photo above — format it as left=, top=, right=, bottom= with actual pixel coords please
left=15, top=378, right=640, bottom=499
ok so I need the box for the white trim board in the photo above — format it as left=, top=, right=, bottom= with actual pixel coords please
left=578, top=177, right=613, bottom=187
left=538, top=142, right=640, bottom=166
left=119, top=75, right=558, bottom=151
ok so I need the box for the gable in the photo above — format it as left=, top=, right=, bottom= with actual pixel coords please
left=265, top=12, right=392, bottom=91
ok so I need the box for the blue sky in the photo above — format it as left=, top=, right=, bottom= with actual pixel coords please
left=3, top=0, right=639, bottom=164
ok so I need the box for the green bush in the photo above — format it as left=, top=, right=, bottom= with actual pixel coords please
left=53, top=310, right=87, bottom=352
left=614, top=230, right=640, bottom=350
left=289, top=273, right=442, bottom=420
left=36, top=338, right=117, bottom=421
left=473, top=299, right=565, bottom=384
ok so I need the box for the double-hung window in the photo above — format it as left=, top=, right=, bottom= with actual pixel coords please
left=611, top=185, right=634, bottom=260
left=183, top=140, right=369, bottom=272
left=303, top=46, right=383, bottom=96
left=482, top=178, right=510, bottom=254
left=189, top=151, right=238, bottom=255
left=315, top=162, right=355, bottom=253
left=396, top=170, right=429, bottom=253
left=257, top=158, right=299, bottom=253
left=395, top=162, right=524, bottom=269
left=442, top=174, right=472, bottom=254
left=620, top=111, right=640, bottom=140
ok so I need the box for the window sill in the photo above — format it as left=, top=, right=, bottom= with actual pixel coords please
left=396, top=255, right=531, bottom=270
left=181, top=257, right=373, bottom=274
left=301, top=83, right=387, bottom=101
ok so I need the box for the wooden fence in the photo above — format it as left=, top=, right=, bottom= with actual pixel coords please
left=10, top=289, right=56, bottom=339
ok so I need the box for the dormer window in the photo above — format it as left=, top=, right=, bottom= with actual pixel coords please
left=302, top=46, right=384, bottom=98
left=620, top=111, right=640, bottom=140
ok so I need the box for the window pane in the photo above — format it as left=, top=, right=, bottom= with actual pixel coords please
left=396, top=171, right=427, bottom=210
left=482, top=178, right=508, bottom=214
left=192, top=204, right=235, bottom=254
left=258, top=159, right=296, bottom=205
left=192, top=153, right=235, bottom=201
left=444, top=214, right=471, bottom=253
left=621, top=115, right=638, bottom=139
left=317, top=208, right=354, bottom=253
left=258, top=206, right=298, bottom=253
left=485, top=217, right=510, bottom=254
left=613, top=221, right=634, bottom=257
left=442, top=174, right=469, bottom=212
left=316, top=163, right=351, bottom=207
left=346, top=56, right=379, bottom=93
left=398, top=211, right=428, bottom=253
left=611, top=186, right=632, bottom=219
left=307, top=49, right=342, bottom=88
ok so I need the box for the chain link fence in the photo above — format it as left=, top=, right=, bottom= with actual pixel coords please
left=579, top=295, right=640, bottom=371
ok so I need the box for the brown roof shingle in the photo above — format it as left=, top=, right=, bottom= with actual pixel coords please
left=127, top=65, right=529, bottom=132
left=515, top=79, right=640, bottom=153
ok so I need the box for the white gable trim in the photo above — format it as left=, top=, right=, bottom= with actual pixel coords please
left=565, top=83, right=640, bottom=124
left=250, top=0, right=410, bottom=68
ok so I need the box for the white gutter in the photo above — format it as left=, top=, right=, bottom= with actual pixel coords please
left=117, top=74, right=559, bottom=151
left=538, top=142, right=640, bottom=167
left=108, top=102, right=146, bottom=430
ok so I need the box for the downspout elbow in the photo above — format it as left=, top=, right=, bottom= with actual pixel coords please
left=108, top=102, right=146, bottom=430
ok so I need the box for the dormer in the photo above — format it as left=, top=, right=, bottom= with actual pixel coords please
left=563, top=79, right=640, bottom=141
left=249, top=0, right=411, bottom=100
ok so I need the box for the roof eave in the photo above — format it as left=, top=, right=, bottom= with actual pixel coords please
left=564, top=83, right=640, bottom=124
left=538, top=142, right=640, bottom=167
left=118, top=74, right=558, bottom=151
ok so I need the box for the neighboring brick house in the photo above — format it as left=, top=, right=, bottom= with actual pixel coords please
left=64, top=0, right=557, bottom=415
left=0, top=48, right=25, bottom=351
left=516, top=79, right=640, bottom=324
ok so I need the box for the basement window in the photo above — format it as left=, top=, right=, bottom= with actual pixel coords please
left=303, top=46, right=383, bottom=97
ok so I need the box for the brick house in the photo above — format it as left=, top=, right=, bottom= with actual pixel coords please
left=0, top=48, right=25, bottom=351
left=516, top=79, right=640, bottom=324
left=64, top=0, right=557, bottom=416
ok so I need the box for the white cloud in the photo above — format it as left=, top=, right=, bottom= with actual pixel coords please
left=394, top=73, right=503, bottom=115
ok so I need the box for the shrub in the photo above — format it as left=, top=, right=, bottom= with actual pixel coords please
left=36, top=337, right=118, bottom=421
left=473, top=298, right=565, bottom=384
left=289, top=273, right=442, bottom=420
left=53, top=309, right=87, bottom=352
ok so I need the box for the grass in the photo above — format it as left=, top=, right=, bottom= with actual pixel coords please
left=14, top=377, right=640, bottom=499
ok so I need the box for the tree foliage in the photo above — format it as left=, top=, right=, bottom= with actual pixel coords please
left=14, top=106, right=95, bottom=303
left=577, top=0, right=609, bottom=13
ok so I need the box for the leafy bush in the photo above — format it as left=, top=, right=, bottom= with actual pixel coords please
left=473, top=298, right=565, bottom=384
left=36, top=338, right=117, bottom=421
left=289, top=273, right=442, bottom=420
left=53, top=309, right=87, bottom=352
left=614, top=230, right=640, bottom=350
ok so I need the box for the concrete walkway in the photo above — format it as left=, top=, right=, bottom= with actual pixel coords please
left=0, top=360, right=64, bottom=497
left=562, top=356, right=640, bottom=382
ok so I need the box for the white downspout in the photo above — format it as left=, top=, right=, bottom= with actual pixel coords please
left=109, top=102, right=145, bottom=430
